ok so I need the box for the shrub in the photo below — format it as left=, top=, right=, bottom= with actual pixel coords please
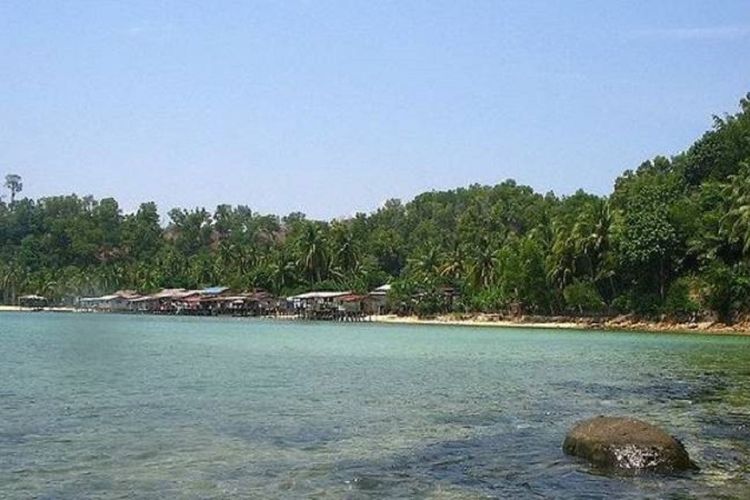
left=563, top=281, right=605, bottom=314
left=702, top=262, right=750, bottom=322
left=664, top=276, right=701, bottom=319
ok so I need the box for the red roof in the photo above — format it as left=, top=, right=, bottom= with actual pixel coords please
left=338, top=294, right=366, bottom=303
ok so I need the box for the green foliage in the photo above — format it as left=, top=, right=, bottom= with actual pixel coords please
left=465, top=287, right=506, bottom=314
left=563, top=280, right=605, bottom=314
left=664, top=277, right=701, bottom=319
left=614, top=170, right=682, bottom=299
left=721, top=164, right=750, bottom=255
left=413, top=288, right=450, bottom=318
left=4, top=173, right=23, bottom=204
left=610, top=291, right=662, bottom=316
left=3, top=94, right=750, bottom=322
left=681, top=94, right=750, bottom=185
left=702, top=262, right=750, bottom=323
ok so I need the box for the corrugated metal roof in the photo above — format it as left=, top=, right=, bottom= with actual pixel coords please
left=150, top=288, right=187, bottom=299
left=20, top=294, right=46, bottom=300
left=369, top=284, right=392, bottom=296
left=337, top=294, right=366, bottom=302
left=129, top=296, right=157, bottom=302
left=79, top=294, right=122, bottom=301
left=287, top=291, right=351, bottom=300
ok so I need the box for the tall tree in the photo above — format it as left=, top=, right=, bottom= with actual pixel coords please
left=722, top=164, right=750, bottom=256
left=4, top=174, right=22, bottom=204
left=295, top=222, right=329, bottom=284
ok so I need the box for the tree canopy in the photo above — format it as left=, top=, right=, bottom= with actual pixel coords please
left=3, top=94, right=750, bottom=321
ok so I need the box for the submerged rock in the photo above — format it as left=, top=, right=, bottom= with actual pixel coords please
left=563, top=416, right=697, bottom=473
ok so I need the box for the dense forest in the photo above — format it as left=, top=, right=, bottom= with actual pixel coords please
left=2, top=95, right=750, bottom=321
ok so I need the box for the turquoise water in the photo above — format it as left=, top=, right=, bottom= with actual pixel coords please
left=1, top=313, right=749, bottom=498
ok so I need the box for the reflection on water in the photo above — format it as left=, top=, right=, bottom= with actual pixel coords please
left=1, top=313, right=749, bottom=498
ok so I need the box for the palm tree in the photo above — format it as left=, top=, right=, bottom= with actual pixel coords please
left=467, top=240, right=499, bottom=289
left=187, top=253, right=218, bottom=288
left=265, top=253, right=297, bottom=294
left=332, top=229, right=359, bottom=273
left=439, top=241, right=465, bottom=281
left=296, top=223, right=329, bottom=283
left=407, top=246, right=442, bottom=280
left=131, top=262, right=160, bottom=292
left=0, top=262, right=26, bottom=304
left=547, top=225, right=576, bottom=292
left=722, top=164, right=750, bottom=255
left=96, top=263, right=125, bottom=293
left=36, top=280, right=59, bottom=303
left=216, top=241, right=256, bottom=286
left=573, top=198, right=612, bottom=282
left=68, top=269, right=96, bottom=298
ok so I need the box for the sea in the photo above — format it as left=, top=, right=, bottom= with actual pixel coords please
left=1, top=312, right=749, bottom=498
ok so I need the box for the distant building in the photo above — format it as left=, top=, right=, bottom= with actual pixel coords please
left=287, top=291, right=351, bottom=312
left=335, top=294, right=366, bottom=314
left=76, top=286, right=280, bottom=317
left=366, top=284, right=391, bottom=315
left=78, top=290, right=141, bottom=311
left=19, top=294, right=48, bottom=309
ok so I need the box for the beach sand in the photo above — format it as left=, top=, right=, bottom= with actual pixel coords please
left=0, top=305, right=76, bottom=313
left=2, top=306, right=748, bottom=335
left=369, top=314, right=581, bottom=330
left=367, top=314, right=750, bottom=336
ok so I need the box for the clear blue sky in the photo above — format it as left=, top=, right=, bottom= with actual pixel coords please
left=2, top=1, right=749, bottom=219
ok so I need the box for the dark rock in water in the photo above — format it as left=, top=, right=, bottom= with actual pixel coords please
left=563, top=416, right=698, bottom=473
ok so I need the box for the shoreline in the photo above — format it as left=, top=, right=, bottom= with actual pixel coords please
left=0, top=305, right=77, bottom=313
left=367, top=314, right=750, bottom=336
left=2, top=306, right=749, bottom=336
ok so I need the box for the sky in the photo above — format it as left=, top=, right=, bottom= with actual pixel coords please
left=1, top=1, right=749, bottom=220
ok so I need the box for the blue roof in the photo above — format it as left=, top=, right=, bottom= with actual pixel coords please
left=202, top=286, right=229, bottom=295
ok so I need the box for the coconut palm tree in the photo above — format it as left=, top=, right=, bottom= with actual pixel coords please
left=264, top=252, right=297, bottom=294
left=0, top=262, right=26, bottom=304
left=547, top=225, right=577, bottom=292
left=722, top=164, right=750, bottom=255
left=572, top=198, right=612, bottom=282
left=439, top=241, right=465, bottom=281
left=296, top=223, right=329, bottom=283
left=406, top=245, right=443, bottom=281
left=467, top=240, right=500, bottom=289
left=330, top=222, right=360, bottom=273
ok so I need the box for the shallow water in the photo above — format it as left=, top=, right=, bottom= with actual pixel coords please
left=1, top=313, right=749, bottom=498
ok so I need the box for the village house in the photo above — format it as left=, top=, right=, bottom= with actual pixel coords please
left=79, top=290, right=141, bottom=312
left=366, top=284, right=391, bottom=315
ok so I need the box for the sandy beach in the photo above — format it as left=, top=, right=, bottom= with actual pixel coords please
left=2, top=306, right=749, bottom=336
left=0, top=305, right=76, bottom=313
left=369, top=314, right=581, bottom=330
left=368, top=313, right=750, bottom=336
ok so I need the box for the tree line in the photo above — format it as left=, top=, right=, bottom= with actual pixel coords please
left=2, top=94, right=750, bottom=321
